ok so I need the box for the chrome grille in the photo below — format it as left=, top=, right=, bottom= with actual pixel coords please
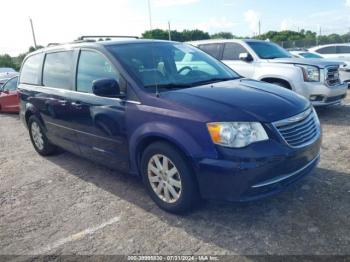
left=325, top=66, right=341, bottom=86
left=273, top=108, right=320, bottom=148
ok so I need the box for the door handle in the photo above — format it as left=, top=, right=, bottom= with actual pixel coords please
left=57, top=99, right=67, bottom=105
left=71, top=101, right=83, bottom=109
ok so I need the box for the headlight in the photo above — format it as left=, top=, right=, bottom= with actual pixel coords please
left=207, top=122, right=268, bottom=148
left=297, top=65, right=320, bottom=82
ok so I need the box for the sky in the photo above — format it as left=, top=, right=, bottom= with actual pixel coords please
left=1, top=0, right=350, bottom=56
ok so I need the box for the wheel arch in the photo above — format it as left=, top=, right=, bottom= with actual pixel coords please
left=135, top=135, right=195, bottom=176
left=259, top=77, right=293, bottom=90
left=128, top=122, right=209, bottom=177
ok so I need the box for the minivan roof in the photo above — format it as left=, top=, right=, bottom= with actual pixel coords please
left=29, top=39, right=178, bottom=55
left=188, top=39, right=267, bottom=46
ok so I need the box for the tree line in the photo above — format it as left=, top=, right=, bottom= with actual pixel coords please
left=0, top=46, right=43, bottom=72
left=1, top=29, right=350, bottom=71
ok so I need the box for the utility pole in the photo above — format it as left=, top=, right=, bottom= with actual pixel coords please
left=147, top=0, right=153, bottom=31
left=258, top=20, right=261, bottom=36
left=168, top=21, right=171, bottom=41
left=29, top=17, right=37, bottom=49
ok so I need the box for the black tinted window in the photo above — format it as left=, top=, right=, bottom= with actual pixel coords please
left=77, top=51, right=119, bottom=93
left=223, top=43, right=249, bottom=60
left=337, top=46, right=350, bottom=54
left=43, top=51, right=73, bottom=89
left=317, top=46, right=336, bottom=54
left=3, top=77, right=18, bottom=91
left=20, top=54, right=43, bottom=85
left=198, top=44, right=222, bottom=59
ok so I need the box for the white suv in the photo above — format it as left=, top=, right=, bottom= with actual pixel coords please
left=309, top=44, right=350, bottom=87
left=190, top=39, right=348, bottom=106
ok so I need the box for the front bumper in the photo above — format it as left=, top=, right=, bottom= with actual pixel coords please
left=298, top=82, right=348, bottom=106
left=195, top=137, right=321, bottom=202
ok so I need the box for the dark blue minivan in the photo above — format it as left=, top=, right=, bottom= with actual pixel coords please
left=18, top=39, right=321, bottom=213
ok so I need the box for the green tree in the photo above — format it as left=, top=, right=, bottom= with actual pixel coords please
left=0, top=46, right=44, bottom=71
left=142, top=29, right=210, bottom=42
left=0, top=54, right=17, bottom=69
left=142, top=29, right=169, bottom=40
left=211, top=32, right=234, bottom=39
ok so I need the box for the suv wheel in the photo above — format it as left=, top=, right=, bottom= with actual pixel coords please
left=141, top=142, right=200, bottom=214
left=28, top=116, right=57, bottom=156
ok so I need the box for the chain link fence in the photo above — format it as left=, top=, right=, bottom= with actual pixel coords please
left=276, top=36, right=350, bottom=49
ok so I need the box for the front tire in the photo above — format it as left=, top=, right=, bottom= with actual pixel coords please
left=28, top=115, right=57, bottom=156
left=141, top=142, right=200, bottom=214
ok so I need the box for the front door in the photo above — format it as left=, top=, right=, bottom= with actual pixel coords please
left=221, top=43, right=255, bottom=78
left=70, top=49, right=129, bottom=171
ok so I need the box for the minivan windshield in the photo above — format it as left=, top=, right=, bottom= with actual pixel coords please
left=107, top=42, right=239, bottom=92
left=246, top=41, right=292, bottom=59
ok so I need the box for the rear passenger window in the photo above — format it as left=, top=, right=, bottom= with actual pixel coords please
left=77, top=50, right=119, bottom=93
left=20, top=53, right=43, bottom=85
left=337, top=46, right=350, bottom=54
left=43, top=51, right=73, bottom=89
left=198, top=44, right=222, bottom=59
left=223, top=43, right=249, bottom=60
left=317, top=46, right=336, bottom=54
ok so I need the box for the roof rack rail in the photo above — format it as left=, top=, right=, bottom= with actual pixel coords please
left=77, top=35, right=139, bottom=40
left=47, top=43, right=61, bottom=47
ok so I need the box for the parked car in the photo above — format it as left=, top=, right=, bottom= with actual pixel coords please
left=0, top=76, right=19, bottom=113
left=190, top=39, right=347, bottom=106
left=0, top=68, right=18, bottom=88
left=309, top=43, right=350, bottom=61
left=18, top=39, right=321, bottom=213
left=0, top=67, right=17, bottom=75
left=290, top=50, right=350, bottom=88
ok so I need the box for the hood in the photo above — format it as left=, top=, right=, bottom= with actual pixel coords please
left=162, top=78, right=310, bottom=123
left=267, top=58, right=343, bottom=68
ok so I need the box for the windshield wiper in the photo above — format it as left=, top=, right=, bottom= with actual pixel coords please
left=189, top=77, right=240, bottom=87
left=144, top=83, right=193, bottom=89
left=263, top=56, right=291, bottom=59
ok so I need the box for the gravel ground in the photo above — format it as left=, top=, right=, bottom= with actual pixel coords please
left=0, top=91, right=349, bottom=257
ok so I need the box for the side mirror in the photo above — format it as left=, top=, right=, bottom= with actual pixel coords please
left=239, top=52, right=253, bottom=62
left=92, top=78, right=121, bottom=98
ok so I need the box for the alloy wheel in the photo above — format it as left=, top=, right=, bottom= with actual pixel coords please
left=147, top=154, right=182, bottom=204
left=31, top=122, right=44, bottom=151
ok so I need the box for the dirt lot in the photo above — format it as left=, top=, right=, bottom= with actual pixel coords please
left=0, top=91, right=350, bottom=257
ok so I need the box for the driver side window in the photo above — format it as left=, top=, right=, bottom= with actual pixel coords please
left=222, top=43, right=249, bottom=60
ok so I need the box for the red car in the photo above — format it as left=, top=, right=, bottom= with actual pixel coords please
left=0, top=76, right=19, bottom=113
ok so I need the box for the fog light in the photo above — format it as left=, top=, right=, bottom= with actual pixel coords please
left=309, top=95, right=323, bottom=102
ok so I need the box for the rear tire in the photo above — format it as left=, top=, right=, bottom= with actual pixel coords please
left=141, top=142, right=200, bottom=214
left=28, top=115, right=57, bottom=156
